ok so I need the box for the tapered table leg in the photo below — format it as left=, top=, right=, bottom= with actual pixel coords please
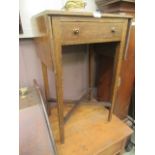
left=52, top=17, right=64, bottom=143
left=41, top=62, right=51, bottom=115
left=88, top=45, right=95, bottom=101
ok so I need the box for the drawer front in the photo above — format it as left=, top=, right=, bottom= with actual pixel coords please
left=60, top=21, right=123, bottom=45
left=96, top=140, right=123, bottom=155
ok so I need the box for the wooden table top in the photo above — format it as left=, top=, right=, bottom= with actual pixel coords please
left=35, top=10, right=133, bottom=19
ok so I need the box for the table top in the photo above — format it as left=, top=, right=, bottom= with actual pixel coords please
left=35, top=10, right=133, bottom=19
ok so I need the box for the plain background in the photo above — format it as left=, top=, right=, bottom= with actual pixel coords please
left=1, top=0, right=155, bottom=154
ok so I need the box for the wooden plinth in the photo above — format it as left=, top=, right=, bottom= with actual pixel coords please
left=49, top=102, right=132, bottom=155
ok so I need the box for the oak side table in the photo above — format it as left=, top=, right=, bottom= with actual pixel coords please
left=34, top=10, right=132, bottom=143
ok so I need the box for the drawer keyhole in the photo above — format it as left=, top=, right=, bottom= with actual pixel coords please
left=73, top=28, right=80, bottom=35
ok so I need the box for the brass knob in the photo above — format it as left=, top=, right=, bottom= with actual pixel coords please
left=111, top=27, right=116, bottom=33
left=73, top=28, right=80, bottom=35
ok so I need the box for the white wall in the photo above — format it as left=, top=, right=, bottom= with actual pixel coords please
left=19, top=40, right=43, bottom=88
left=19, top=0, right=63, bottom=36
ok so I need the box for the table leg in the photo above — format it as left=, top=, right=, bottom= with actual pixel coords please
left=41, top=62, right=51, bottom=115
left=54, top=54, right=64, bottom=143
left=52, top=17, right=64, bottom=143
left=108, top=20, right=129, bottom=121
left=88, top=45, right=95, bottom=101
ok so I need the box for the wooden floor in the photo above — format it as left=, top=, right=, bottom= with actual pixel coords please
left=49, top=101, right=132, bottom=155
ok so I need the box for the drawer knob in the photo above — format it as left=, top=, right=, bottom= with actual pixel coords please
left=111, top=27, right=116, bottom=33
left=73, top=28, right=80, bottom=35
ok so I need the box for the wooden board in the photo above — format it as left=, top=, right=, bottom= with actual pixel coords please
left=96, top=0, right=135, bottom=16
left=114, top=25, right=135, bottom=119
left=95, top=42, right=116, bottom=102
left=96, top=25, right=134, bottom=119
left=49, top=102, right=132, bottom=155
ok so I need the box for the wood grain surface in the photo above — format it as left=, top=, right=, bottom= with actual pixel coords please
left=34, top=10, right=132, bottom=142
left=49, top=102, right=132, bottom=155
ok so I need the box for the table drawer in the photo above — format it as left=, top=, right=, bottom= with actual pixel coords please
left=60, top=21, right=123, bottom=45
